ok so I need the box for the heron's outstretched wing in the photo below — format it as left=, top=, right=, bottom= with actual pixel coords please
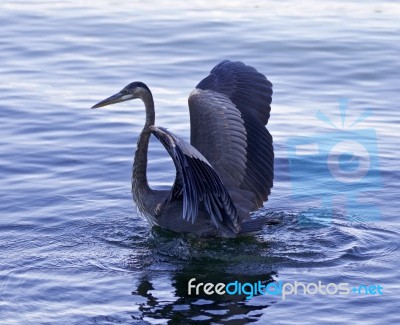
left=149, top=126, right=240, bottom=234
left=188, top=60, right=273, bottom=210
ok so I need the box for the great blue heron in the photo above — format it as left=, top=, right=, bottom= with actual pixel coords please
left=91, top=60, right=274, bottom=237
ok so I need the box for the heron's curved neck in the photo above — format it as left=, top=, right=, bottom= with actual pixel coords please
left=142, top=89, right=155, bottom=127
left=132, top=90, right=155, bottom=213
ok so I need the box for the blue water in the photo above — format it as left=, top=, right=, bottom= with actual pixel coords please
left=1, top=1, right=399, bottom=324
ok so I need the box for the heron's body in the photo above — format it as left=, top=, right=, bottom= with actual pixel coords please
left=92, top=60, right=274, bottom=237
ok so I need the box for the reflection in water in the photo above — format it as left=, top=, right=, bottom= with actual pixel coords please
left=133, top=261, right=276, bottom=323
left=126, top=227, right=280, bottom=323
left=124, top=210, right=400, bottom=323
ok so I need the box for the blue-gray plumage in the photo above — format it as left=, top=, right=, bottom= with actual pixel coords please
left=91, top=60, right=274, bottom=237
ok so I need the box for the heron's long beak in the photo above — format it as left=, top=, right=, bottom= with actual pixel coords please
left=91, top=92, right=134, bottom=109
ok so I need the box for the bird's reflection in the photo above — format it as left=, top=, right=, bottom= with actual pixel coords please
left=130, top=233, right=278, bottom=324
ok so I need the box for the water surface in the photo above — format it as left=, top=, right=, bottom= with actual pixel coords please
left=1, top=1, right=399, bottom=324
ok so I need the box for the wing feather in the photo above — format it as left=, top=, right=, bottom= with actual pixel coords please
left=189, top=60, right=274, bottom=210
left=149, top=126, right=240, bottom=234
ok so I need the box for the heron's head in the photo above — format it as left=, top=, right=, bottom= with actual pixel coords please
left=91, top=81, right=152, bottom=109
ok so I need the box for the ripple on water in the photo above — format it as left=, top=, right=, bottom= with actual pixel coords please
left=120, top=209, right=399, bottom=324
left=107, top=208, right=398, bottom=276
